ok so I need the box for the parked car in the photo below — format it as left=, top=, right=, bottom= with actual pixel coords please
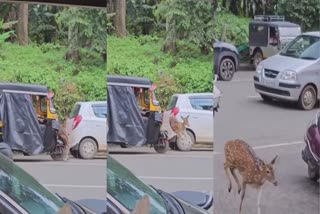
left=302, top=111, right=320, bottom=181
left=66, top=101, right=107, bottom=159
left=253, top=31, right=320, bottom=110
left=0, top=152, right=98, bottom=214
left=249, top=15, right=301, bottom=69
left=107, top=155, right=213, bottom=214
left=214, top=38, right=240, bottom=81
left=162, top=84, right=221, bottom=150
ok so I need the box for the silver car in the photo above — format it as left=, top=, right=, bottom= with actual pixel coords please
left=66, top=101, right=107, bottom=159
left=254, top=31, right=320, bottom=110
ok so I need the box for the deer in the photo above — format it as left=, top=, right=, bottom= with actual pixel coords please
left=131, top=195, right=150, bottom=214
left=224, top=139, right=278, bottom=214
left=169, top=114, right=193, bottom=151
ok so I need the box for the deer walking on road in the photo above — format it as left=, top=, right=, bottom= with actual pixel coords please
left=224, top=139, right=278, bottom=214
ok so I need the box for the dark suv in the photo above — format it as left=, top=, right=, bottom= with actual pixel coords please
left=214, top=39, right=240, bottom=81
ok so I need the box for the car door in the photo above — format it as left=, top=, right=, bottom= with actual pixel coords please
left=90, top=103, right=107, bottom=151
left=187, top=95, right=213, bottom=143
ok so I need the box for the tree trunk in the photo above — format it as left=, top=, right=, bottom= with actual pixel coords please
left=65, top=25, right=80, bottom=64
left=114, top=0, right=126, bottom=37
left=162, top=17, right=177, bottom=54
left=17, top=3, right=28, bottom=45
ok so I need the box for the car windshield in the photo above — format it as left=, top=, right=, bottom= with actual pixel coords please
left=0, top=154, right=66, bottom=213
left=280, top=35, right=320, bottom=59
left=107, top=156, right=167, bottom=213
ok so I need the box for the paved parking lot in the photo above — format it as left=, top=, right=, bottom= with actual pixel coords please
left=214, top=71, right=319, bottom=214
left=15, top=154, right=106, bottom=201
left=109, top=146, right=213, bottom=213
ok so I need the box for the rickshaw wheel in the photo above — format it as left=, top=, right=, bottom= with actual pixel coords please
left=154, top=138, right=169, bottom=154
left=50, top=139, right=68, bottom=161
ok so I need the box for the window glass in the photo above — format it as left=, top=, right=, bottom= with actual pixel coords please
left=92, top=105, right=107, bottom=118
left=189, top=97, right=213, bottom=111
left=107, top=157, right=167, bottom=214
left=0, top=154, right=65, bottom=213
left=281, top=35, right=320, bottom=59
left=69, top=104, right=81, bottom=118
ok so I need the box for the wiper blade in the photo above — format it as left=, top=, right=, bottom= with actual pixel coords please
left=55, top=193, right=88, bottom=214
left=300, top=56, right=316, bottom=60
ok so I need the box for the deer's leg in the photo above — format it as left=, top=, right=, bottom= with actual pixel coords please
left=224, top=163, right=233, bottom=192
left=239, top=182, right=246, bottom=214
left=230, top=168, right=241, bottom=194
left=257, top=186, right=263, bottom=214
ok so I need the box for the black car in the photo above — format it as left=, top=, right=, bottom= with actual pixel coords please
left=106, top=156, right=213, bottom=214
left=213, top=39, right=240, bottom=81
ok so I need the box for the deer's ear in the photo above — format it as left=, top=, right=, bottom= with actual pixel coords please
left=270, top=155, right=278, bottom=165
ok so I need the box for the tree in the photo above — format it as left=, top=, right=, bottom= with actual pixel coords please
left=277, top=0, right=320, bottom=31
left=114, top=0, right=126, bottom=37
left=17, top=3, right=28, bottom=45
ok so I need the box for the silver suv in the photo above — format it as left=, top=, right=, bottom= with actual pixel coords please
left=254, top=32, right=320, bottom=110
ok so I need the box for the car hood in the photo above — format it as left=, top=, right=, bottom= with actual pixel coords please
left=76, top=199, right=106, bottom=214
left=260, top=54, right=316, bottom=72
left=174, top=196, right=209, bottom=214
left=214, top=41, right=238, bottom=53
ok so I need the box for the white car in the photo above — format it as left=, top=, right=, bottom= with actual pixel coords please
left=66, top=101, right=107, bottom=159
left=162, top=86, right=221, bottom=149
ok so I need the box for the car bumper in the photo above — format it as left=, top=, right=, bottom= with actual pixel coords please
left=253, top=76, right=301, bottom=101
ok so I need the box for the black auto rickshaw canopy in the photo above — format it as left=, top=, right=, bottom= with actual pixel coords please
left=0, top=82, right=51, bottom=155
left=107, top=75, right=153, bottom=88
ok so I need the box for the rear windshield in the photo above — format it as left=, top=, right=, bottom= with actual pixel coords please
left=69, top=104, right=81, bottom=118
left=189, top=97, right=213, bottom=111
left=167, top=96, right=178, bottom=110
left=92, top=104, right=107, bottom=118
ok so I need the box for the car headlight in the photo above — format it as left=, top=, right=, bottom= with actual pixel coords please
left=279, top=70, right=296, bottom=81
left=256, top=65, right=263, bottom=74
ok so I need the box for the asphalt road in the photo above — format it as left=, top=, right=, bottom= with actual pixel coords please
left=15, top=154, right=106, bottom=201
left=109, top=146, right=214, bottom=213
left=214, top=71, right=320, bottom=214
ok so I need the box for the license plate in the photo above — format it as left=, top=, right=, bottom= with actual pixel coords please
left=262, top=79, right=276, bottom=87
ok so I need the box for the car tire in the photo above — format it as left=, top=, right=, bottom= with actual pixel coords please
left=218, top=58, right=235, bottom=81
left=253, top=51, right=263, bottom=70
left=308, top=164, right=319, bottom=181
left=260, top=94, right=273, bottom=102
left=70, top=149, right=79, bottom=158
left=298, top=85, right=317, bottom=110
left=79, top=138, right=98, bottom=160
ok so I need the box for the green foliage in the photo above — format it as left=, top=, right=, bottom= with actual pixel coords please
left=277, top=0, right=320, bottom=31
left=0, top=42, right=106, bottom=118
left=107, top=36, right=213, bottom=107
left=213, top=11, right=250, bottom=46
left=56, top=7, right=107, bottom=56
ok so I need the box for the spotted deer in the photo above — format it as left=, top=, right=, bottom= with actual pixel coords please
left=224, top=139, right=278, bottom=214
left=169, top=115, right=190, bottom=137
left=131, top=195, right=150, bottom=214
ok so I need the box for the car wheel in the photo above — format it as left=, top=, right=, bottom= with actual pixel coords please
left=308, top=164, right=319, bottom=181
left=79, top=138, right=97, bottom=159
left=260, top=94, right=273, bottom=102
left=70, top=149, right=79, bottom=158
left=253, top=51, right=263, bottom=70
left=218, top=58, right=235, bottom=81
left=298, top=85, right=317, bottom=110
left=176, top=131, right=194, bottom=151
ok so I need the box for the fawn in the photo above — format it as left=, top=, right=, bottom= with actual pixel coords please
left=131, top=195, right=150, bottom=214
left=224, top=139, right=278, bottom=214
left=169, top=115, right=190, bottom=136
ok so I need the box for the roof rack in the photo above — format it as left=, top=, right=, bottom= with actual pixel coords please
left=254, top=15, right=285, bottom=22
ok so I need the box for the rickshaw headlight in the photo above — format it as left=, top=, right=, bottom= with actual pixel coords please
left=279, top=70, right=296, bottom=81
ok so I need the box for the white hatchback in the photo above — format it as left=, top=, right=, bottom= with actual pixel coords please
left=66, top=101, right=107, bottom=159
left=162, top=90, right=221, bottom=148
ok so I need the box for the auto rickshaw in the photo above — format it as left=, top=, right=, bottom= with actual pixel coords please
left=0, top=82, right=67, bottom=161
left=107, top=75, right=169, bottom=153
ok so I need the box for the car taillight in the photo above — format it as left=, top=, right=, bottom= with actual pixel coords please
left=72, top=115, right=82, bottom=130
left=170, top=107, right=179, bottom=116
